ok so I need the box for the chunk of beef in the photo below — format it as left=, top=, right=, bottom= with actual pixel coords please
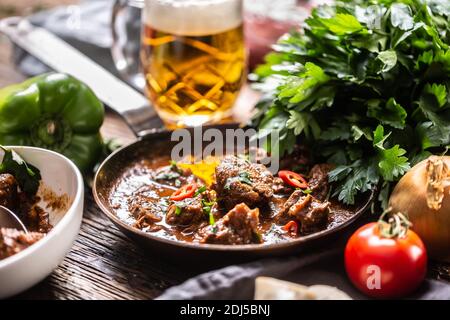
left=0, top=174, right=18, bottom=210
left=153, top=165, right=198, bottom=187
left=308, top=164, right=333, bottom=201
left=127, top=186, right=165, bottom=229
left=213, top=156, right=274, bottom=209
left=166, top=197, right=204, bottom=226
left=272, top=177, right=292, bottom=194
left=166, top=190, right=215, bottom=226
left=23, top=204, right=52, bottom=233
left=200, top=203, right=261, bottom=245
left=276, top=191, right=329, bottom=234
left=0, top=228, right=44, bottom=260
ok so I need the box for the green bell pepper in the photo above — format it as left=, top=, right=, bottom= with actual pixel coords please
left=0, top=73, right=104, bottom=174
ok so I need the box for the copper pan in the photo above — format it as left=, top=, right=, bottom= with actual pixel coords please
left=93, top=124, right=374, bottom=264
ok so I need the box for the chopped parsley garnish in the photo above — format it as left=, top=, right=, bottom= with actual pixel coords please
left=302, top=188, right=312, bottom=195
left=238, top=171, right=252, bottom=185
left=194, top=185, right=207, bottom=197
left=155, top=171, right=180, bottom=180
left=203, top=206, right=211, bottom=214
left=174, top=179, right=181, bottom=187
left=201, top=199, right=216, bottom=225
left=209, top=212, right=215, bottom=226
left=202, top=199, right=215, bottom=207
left=169, top=160, right=183, bottom=174
left=175, top=206, right=182, bottom=215
left=224, top=171, right=253, bottom=190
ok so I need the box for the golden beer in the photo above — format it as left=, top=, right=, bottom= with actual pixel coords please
left=140, top=0, right=245, bottom=128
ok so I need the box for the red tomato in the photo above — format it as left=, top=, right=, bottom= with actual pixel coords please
left=278, top=170, right=308, bottom=189
left=345, top=222, right=427, bottom=299
left=170, top=183, right=197, bottom=201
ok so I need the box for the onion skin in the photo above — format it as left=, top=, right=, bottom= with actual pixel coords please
left=389, top=156, right=450, bottom=262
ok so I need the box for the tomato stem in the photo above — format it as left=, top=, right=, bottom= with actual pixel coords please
left=378, top=209, right=412, bottom=239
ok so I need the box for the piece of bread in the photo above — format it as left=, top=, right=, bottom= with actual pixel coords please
left=254, top=277, right=351, bottom=300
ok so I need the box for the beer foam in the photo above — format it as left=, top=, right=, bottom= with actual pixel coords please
left=143, top=0, right=243, bottom=36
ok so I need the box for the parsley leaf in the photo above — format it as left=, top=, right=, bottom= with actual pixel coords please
left=377, top=50, right=398, bottom=73
left=194, top=186, right=207, bottom=197
left=278, top=63, right=330, bottom=104
left=238, top=172, right=252, bottom=185
left=224, top=172, right=253, bottom=190
left=286, top=111, right=320, bottom=138
left=373, top=125, right=391, bottom=150
left=0, top=146, right=41, bottom=196
left=201, top=198, right=216, bottom=225
left=390, top=3, right=415, bottom=31
left=378, top=145, right=410, bottom=181
left=424, top=83, right=447, bottom=108
left=329, top=159, right=379, bottom=204
left=320, top=122, right=352, bottom=141
left=322, top=13, right=366, bottom=35
left=169, top=160, right=183, bottom=174
left=208, top=211, right=215, bottom=225
left=368, top=98, right=407, bottom=129
left=155, top=171, right=180, bottom=180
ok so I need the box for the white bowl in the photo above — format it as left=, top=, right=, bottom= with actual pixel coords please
left=0, top=146, right=84, bottom=298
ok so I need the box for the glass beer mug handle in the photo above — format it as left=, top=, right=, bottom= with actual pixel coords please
left=111, top=0, right=146, bottom=91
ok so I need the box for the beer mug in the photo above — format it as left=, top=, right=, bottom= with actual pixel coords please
left=112, top=0, right=246, bottom=128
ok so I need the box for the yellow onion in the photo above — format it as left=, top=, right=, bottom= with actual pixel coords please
left=389, top=156, right=450, bottom=262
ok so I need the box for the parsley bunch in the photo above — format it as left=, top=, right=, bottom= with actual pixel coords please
left=253, top=0, right=450, bottom=207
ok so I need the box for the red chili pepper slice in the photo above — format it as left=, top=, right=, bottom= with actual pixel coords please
left=170, top=183, right=197, bottom=201
left=284, top=220, right=298, bottom=236
left=278, top=170, right=308, bottom=189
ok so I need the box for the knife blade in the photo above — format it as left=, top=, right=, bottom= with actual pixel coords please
left=0, top=17, right=163, bottom=135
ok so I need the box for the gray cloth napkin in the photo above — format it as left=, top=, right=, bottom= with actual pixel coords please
left=13, top=1, right=450, bottom=301
left=157, top=245, right=450, bottom=300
